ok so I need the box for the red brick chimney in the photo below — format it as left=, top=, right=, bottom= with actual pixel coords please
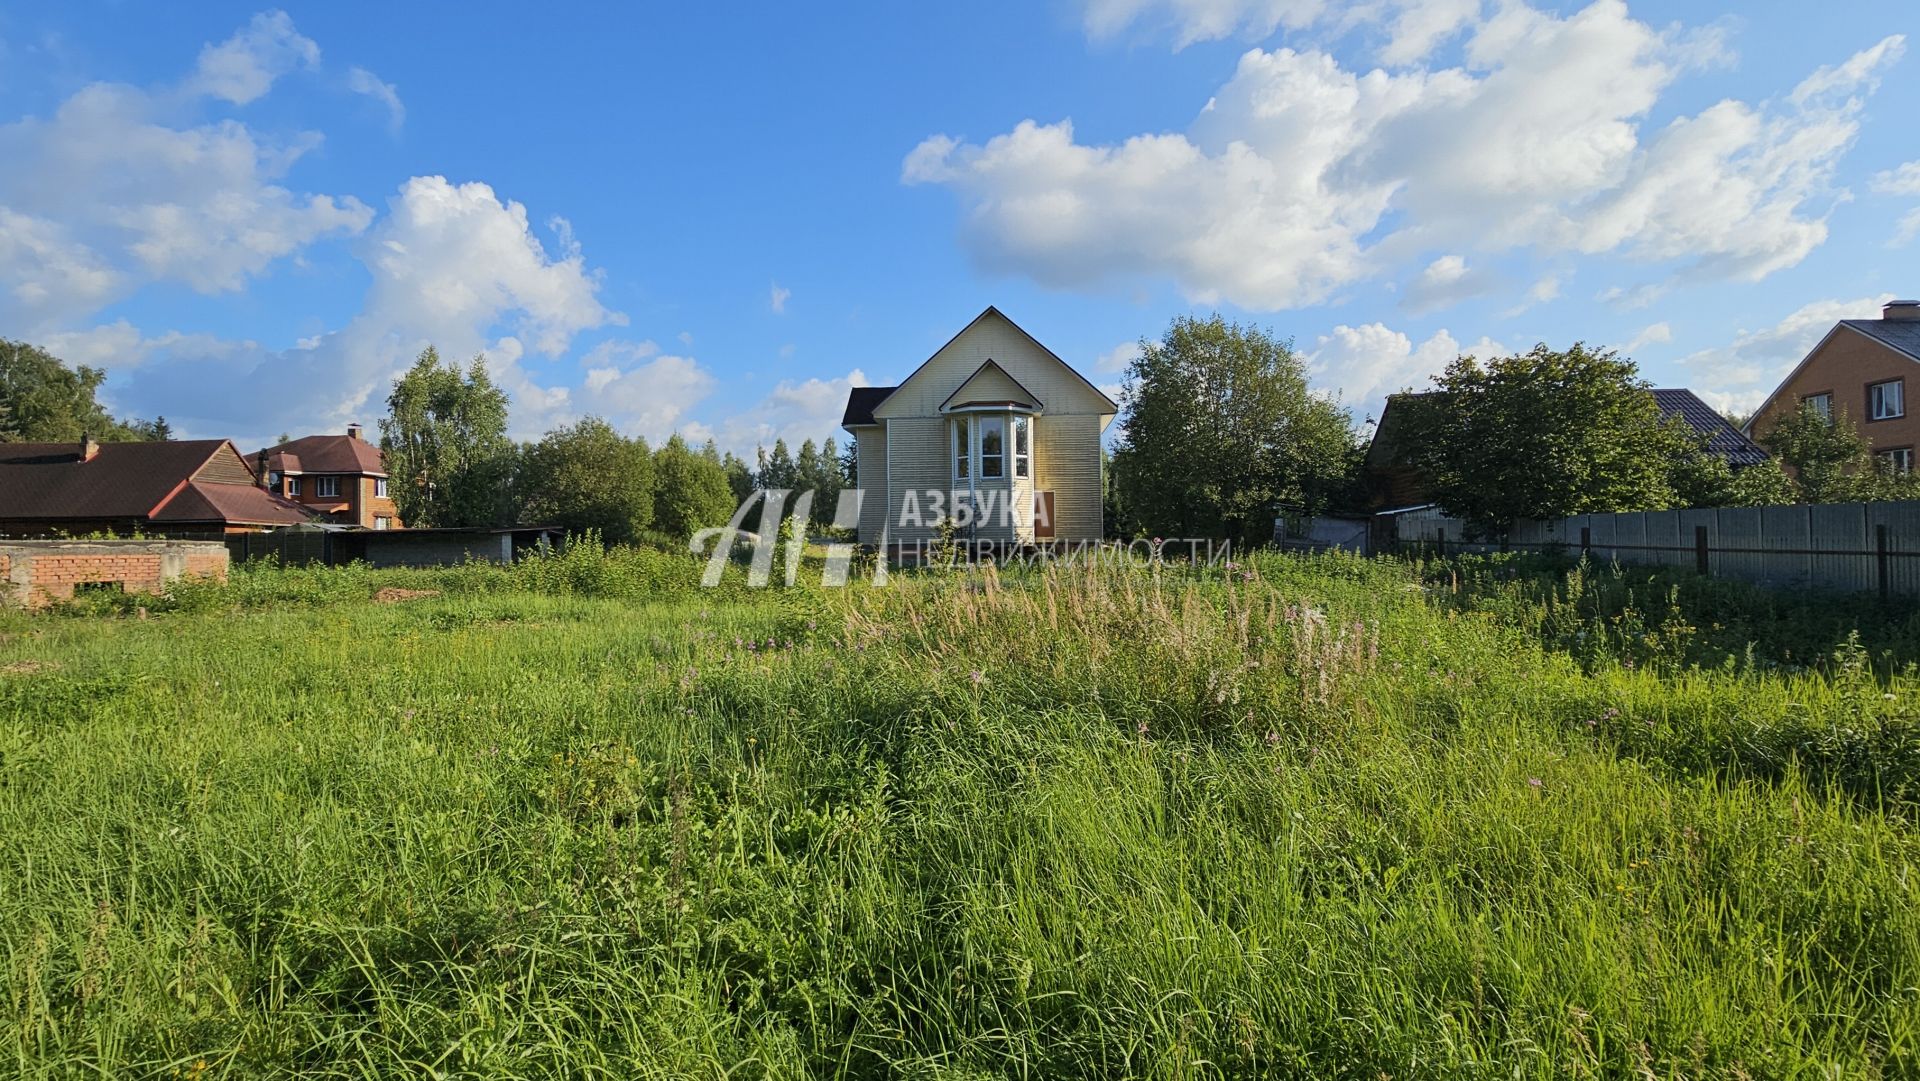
left=1885, top=300, right=1920, bottom=322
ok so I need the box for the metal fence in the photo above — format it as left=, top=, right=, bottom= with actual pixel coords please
left=1390, top=500, right=1920, bottom=598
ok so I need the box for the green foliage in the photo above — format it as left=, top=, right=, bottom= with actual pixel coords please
left=0, top=339, right=141, bottom=442
left=1112, top=314, right=1357, bottom=545
left=378, top=346, right=514, bottom=527
left=515, top=418, right=656, bottom=544
left=720, top=450, right=755, bottom=506
left=4, top=552, right=1920, bottom=1076
left=1759, top=402, right=1920, bottom=503
left=1402, top=343, right=1692, bottom=532
left=651, top=434, right=737, bottom=542
left=1667, top=441, right=1797, bottom=508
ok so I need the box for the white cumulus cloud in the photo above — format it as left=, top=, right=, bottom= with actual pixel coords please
left=908, top=3, right=1902, bottom=311
left=1679, top=294, right=1895, bottom=413
left=347, top=66, right=405, bottom=132
left=185, top=10, right=320, bottom=105
left=1307, top=321, right=1506, bottom=415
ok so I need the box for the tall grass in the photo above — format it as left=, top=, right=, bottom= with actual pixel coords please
left=0, top=547, right=1914, bottom=1077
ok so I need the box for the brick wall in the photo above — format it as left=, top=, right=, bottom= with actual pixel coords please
left=0, top=540, right=229, bottom=608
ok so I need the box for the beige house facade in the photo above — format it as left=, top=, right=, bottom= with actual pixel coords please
left=1745, top=299, right=1920, bottom=474
left=841, top=307, right=1118, bottom=550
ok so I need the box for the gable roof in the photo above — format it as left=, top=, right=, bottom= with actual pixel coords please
left=0, top=439, right=314, bottom=526
left=1745, top=316, right=1920, bottom=433
left=939, top=359, right=1042, bottom=412
left=1841, top=317, right=1920, bottom=362
left=859, top=306, right=1119, bottom=425
left=255, top=432, right=387, bottom=476
left=841, top=386, right=897, bottom=427
left=1651, top=388, right=1768, bottom=468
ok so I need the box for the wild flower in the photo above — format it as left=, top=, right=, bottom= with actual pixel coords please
left=1528, top=777, right=1543, bottom=790
left=969, top=669, right=985, bottom=685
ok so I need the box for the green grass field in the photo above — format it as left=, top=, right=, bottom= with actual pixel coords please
left=2, top=546, right=1917, bottom=1078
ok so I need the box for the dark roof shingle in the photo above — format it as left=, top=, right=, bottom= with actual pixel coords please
left=0, top=439, right=316, bottom=526
left=841, top=386, right=897, bottom=427
left=1651, top=389, right=1770, bottom=468
left=1840, top=318, right=1920, bottom=362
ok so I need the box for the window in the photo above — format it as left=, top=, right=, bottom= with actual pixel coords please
left=374, top=515, right=393, bottom=530
left=316, top=476, right=341, bottom=498
left=375, top=477, right=389, bottom=499
left=1013, top=416, right=1030, bottom=478
left=1878, top=447, right=1914, bottom=474
left=979, top=417, right=1005, bottom=478
left=952, top=417, right=970, bottom=483
left=1870, top=379, right=1905, bottom=421
left=1803, top=392, right=1833, bottom=421
left=286, top=476, right=302, bottom=496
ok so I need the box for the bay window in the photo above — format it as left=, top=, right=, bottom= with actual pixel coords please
left=979, top=417, right=1005, bottom=478
left=952, top=417, right=970, bottom=483
left=1013, top=417, right=1030, bottom=478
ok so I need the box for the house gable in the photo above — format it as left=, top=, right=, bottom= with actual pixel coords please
left=871, top=307, right=1116, bottom=422
left=940, top=360, right=1041, bottom=412
left=1745, top=322, right=1920, bottom=435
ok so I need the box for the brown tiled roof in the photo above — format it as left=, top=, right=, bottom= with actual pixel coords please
left=152, top=481, right=315, bottom=526
left=255, top=433, right=387, bottom=476
left=0, top=440, right=226, bottom=519
left=0, top=439, right=316, bottom=526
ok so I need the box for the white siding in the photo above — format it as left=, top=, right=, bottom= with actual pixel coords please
left=853, top=427, right=888, bottom=545
left=1032, top=413, right=1108, bottom=541
left=871, top=311, right=1114, bottom=421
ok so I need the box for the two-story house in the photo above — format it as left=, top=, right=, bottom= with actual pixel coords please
left=253, top=424, right=404, bottom=529
left=1745, top=299, right=1920, bottom=473
left=840, top=307, right=1117, bottom=553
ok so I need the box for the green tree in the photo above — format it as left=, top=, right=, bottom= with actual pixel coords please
left=1111, top=315, right=1357, bottom=546
left=0, top=339, right=138, bottom=442
left=721, top=451, right=755, bottom=506
left=1758, top=404, right=1920, bottom=503
left=379, top=347, right=514, bottom=527
left=1399, top=343, right=1687, bottom=533
left=758, top=439, right=798, bottom=491
left=515, top=418, right=655, bottom=543
left=652, top=434, right=737, bottom=542
left=1669, top=447, right=1796, bottom=508
left=124, top=416, right=175, bottom=441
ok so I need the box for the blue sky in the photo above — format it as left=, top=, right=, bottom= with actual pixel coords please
left=2, top=1, right=1915, bottom=452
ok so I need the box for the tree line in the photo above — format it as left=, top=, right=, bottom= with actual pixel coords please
left=1109, top=316, right=1920, bottom=544
left=378, top=347, right=843, bottom=541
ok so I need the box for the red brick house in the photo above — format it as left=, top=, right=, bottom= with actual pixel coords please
left=1744, top=299, right=1920, bottom=474
left=253, top=424, right=404, bottom=530
left=0, top=438, right=315, bottom=537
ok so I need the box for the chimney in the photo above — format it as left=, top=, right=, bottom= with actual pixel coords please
left=347, top=422, right=363, bottom=441
left=257, top=449, right=272, bottom=489
left=1885, top=300, right=1920, bottom=322
left=81, top=433, right=100, bottom=461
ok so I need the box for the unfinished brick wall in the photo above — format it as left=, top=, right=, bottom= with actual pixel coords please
left=0, top=541, right=229, bottom=608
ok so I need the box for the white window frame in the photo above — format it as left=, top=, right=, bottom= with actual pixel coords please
left=1804, top=392, right=1833, bottom=421
left=1878, top=447, right=1914, bottom=474
left=374, top=515, right=393, bottom=530
left=1870, top=379, right=1904, bottom=421
left=979, top=417, right=1005, bottom=479
left=952, top=417, right=970, bottom=484
left=286, top=476, right=302, bottom=496
left=375, top=477, right=389, bottom=498
left=1013, top=416, right=1031, bottom=479
left=316, top=475, right=342, bottom=498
